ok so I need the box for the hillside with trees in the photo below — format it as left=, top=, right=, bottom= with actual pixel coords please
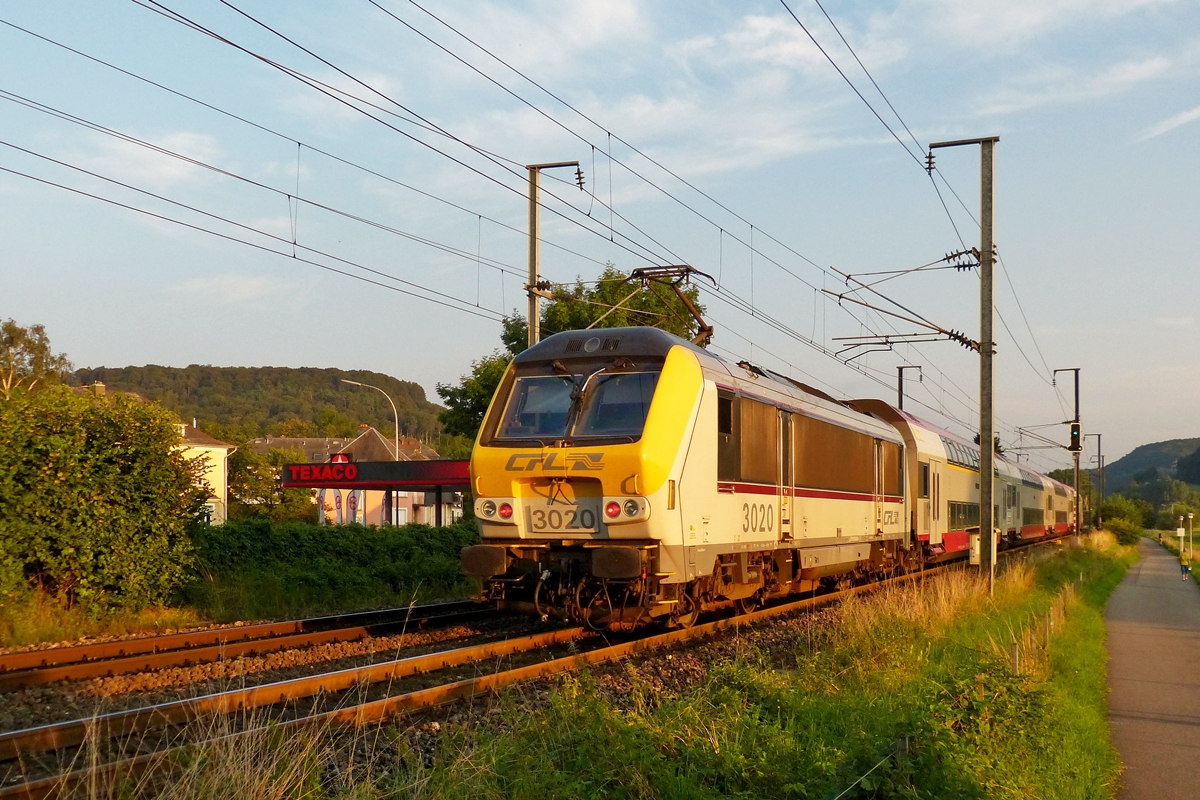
left=71, top=365, right=444, bottom=444
left=1098, top=437, right=1200, bottom=493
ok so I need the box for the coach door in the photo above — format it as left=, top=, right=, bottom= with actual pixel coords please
left=930, top=461, right=944, bottom=546
left=778, top=410, right=794, bottom=541
left=873, top=440, right=884, bottom=535
left=918, top=461, right=931, bottom=537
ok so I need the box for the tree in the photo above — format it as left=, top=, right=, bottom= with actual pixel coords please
left=0, top=387, right=206, bottom=610
left=228, top=447, right=316, bottom=523
left=1177, top=445, right=1200, bottom=484
left=973, top=433, right=1004, bottom=455
left=1, top=319, right=72, bottom=399
left=503, top=265, right=707, bottom=355
left=435, top=351, right=512, bottom=440
left=1048, top=467, right=1097, bottom=513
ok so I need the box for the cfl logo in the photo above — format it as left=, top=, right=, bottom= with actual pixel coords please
left=504, top=452, right=605, bottom=472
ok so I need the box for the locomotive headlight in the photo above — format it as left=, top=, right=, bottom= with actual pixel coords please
left=623, top=500, right=640, bottom=517
left=480, top=500, right=497, bottom=518
left=604, top=501, right=622, bottom=519
left=498, top=503, right=514, bottom=520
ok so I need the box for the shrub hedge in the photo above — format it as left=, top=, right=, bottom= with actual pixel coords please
left=181, top=518, right=481, bottom=620
left=0, top=387, right=206, bottom=611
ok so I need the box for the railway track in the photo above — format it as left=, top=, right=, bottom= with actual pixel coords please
left=0, top=600, right=491, bottom=692
left=0, top=533, right=1073, bottom=798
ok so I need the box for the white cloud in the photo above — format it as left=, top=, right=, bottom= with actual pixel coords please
left=76, top=132, right=222, bottom=189
left=1136, top=103, right=1200, bottom=141
left=176, top=273, right=276, bottom=303
left=918, top=0, right=1182, bottom=47
left=977, top=55, right=1171, bottom=115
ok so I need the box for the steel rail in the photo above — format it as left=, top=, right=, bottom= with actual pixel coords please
left=0, top=605, right=495, bottom=692
left=0, top=600, right=481, bottom=676
left=0, top=625, right=587, bottom=763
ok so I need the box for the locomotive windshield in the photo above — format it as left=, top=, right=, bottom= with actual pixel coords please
left=495, top=369, right=659, bottom=444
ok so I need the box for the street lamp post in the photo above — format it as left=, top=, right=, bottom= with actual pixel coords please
left=341, top=379, right=401, bottom=526
left=340, top=379, right=399, bottom=461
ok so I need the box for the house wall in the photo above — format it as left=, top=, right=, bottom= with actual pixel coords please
left=181, top=444, right=231, bottom=524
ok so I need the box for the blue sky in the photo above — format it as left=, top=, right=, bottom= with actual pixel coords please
left=1, top=0, right=1197, bottom=469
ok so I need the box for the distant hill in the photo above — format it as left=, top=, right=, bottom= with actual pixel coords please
left=71, top=365, right=443, bottom=443
left=1098, top=437, right=1200, bottom=492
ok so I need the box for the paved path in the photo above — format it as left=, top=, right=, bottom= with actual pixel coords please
left=1106, top=538, right=1200, bottom=799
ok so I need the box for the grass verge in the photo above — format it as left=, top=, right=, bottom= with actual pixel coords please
left=389, top=538, right=1136, bottom=800
left=81, top=535, right=1135, bottom=799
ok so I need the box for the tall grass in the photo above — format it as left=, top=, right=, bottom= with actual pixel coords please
left=0, top=590, right=204, bottom=650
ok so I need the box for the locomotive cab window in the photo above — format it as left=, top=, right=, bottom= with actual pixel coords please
left=490, top=363, right=662, bottom=445
left=496, top=376, right=572, bottom=439
left=572, top=372, right=659, bottom=437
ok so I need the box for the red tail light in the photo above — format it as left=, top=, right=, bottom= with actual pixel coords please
left=604, top=501, right=621, bottom=518
left=498, top=503, right=513, bottom=520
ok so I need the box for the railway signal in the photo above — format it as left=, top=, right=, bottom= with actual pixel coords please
left=1069, top=422, right=1082, bottom=452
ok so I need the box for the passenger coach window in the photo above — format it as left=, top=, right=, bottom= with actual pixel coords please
left=919, top=463, right=930, bottom=498
left=882, top=441, right=903, bottom=496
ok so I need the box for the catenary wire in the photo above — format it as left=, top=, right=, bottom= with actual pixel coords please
left=0, top=163, right=503, bottom=322
left=0, top=141, right=505, bottom=320
left=0, top=16, right=609, bottom=271
left=133, top=0, right=681, bottom=268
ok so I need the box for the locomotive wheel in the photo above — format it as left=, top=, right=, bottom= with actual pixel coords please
left=734, top=593, right=763, bottom=615
left=672, top=587, right=701, bottom=628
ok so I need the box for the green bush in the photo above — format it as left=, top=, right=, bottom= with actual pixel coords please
left=1097, top=494, right=1148, bottom=528
left=0, top=387, right=206, bottom=611
left=1106, top=517, right=1142, bottom=545
left=180, top=518, right=480, bottom=619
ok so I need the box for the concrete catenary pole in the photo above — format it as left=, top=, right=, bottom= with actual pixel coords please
left=1056, top=367, right=1081, bottom=535
left=526, top=161, right=580, bottom=349
left=928, top=135, right=999, bottom=594
left=897, top=365, right=922, bottom=412
left=979, top=138, right=996, bottom=595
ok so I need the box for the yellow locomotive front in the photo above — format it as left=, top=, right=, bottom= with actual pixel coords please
left=462, top=327, right=704, bottom=626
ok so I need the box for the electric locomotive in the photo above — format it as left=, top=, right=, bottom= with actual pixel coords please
left=462, top=327, right=919, bottom=627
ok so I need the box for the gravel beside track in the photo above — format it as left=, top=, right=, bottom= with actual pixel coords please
left=0, top=615, right=546, bottom=735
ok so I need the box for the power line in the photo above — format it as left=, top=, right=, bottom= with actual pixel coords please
left=0, top=88, right=530, bottom=279
left=134, top=0, right=682, bottom=268
left=0, top=15, right=608, bottom=271
left=0, top=162, right=504, bottom=322
left=0, top=141, right=505, bottom=321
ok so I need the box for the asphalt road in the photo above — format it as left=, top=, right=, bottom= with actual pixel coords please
left=1106, top=538, right=1200, bottom=799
